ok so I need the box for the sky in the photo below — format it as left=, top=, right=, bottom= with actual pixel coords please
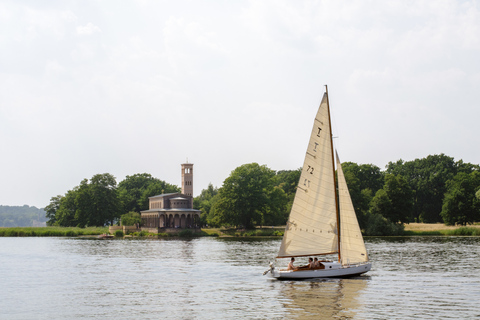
left=1, top=0, right=480, bottom=208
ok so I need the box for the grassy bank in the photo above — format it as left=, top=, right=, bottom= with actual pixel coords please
left=403, top=223, right=480, bottom=236
left=2, top=224, right=480, bottom=237
left=0, top=226, right=108, bottom=237
left=204, top=227, right=284, bottom=237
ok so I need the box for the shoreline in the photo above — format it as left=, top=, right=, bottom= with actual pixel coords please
left=1, top=223, right=480, bottom=237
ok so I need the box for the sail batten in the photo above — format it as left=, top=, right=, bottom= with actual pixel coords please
left=270, top=87, right=371, bottom=279
left=277, top=89, right=369, bottom=265
left=277, top=93, right=338, bottom=258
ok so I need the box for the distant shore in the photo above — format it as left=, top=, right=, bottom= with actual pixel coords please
left=1, top=223, right=480, bottom=237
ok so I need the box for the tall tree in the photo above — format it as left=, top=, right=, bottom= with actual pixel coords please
left=193, top=183, right=219, bottom=227
left=45, top=195, right=62, bottom=226
left=213, top=163, right=286, bottom=229
left=370, top=174, right=413, bottom=224
left=118, top=173, right=160, bottom=214
left=49, top=173, right=120, bottom=227
left=55, top=189, right=78, bottom=227
left=74, top=179, right=93, bottom=227
left=274, top=169, right=301, bottom=223
left=89, top=173, right=119, bottom=226
left=342, top=162, right=383, bottom=230
left=441, top=171, right=480, bottom=226
left=387, top=154, right=458, bottom=222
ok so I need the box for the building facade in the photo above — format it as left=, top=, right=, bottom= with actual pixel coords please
left=140, top=163, right=201, bottom=232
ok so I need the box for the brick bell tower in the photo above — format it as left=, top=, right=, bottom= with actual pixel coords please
left=181, top=162, right=194, bottom=197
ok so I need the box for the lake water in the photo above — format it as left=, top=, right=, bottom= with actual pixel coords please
left=1, top=236, right=479, bottom=319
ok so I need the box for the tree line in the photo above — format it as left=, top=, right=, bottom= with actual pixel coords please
left=45, top=173, right=179, bottom=227
left=196, top=154, right=480, bottom=235
left=0, top=205, right=47, bottom=227
left=44, top=154, right=480, bottom=235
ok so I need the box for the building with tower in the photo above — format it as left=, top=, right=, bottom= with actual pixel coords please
left=140, top=163, right=201, bottom=232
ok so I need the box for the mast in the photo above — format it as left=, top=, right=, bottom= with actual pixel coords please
left=325, top=85, right=341, bottom=263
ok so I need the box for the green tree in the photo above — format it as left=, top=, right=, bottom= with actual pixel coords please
left=118, top=173, right=164, bottom=214
left=193, top=183, right=219, bottom=227
left=370, top=174, right=413, bottom=224
left=213, top=163, right=285, bottom=229
left=441, top=171, right=480, bottom=226
left=45, top=195, right=62, bottom=226
left=138, top=180, right=180, bottom=210
left=121, top=211, right=142, bottom=226
left=50, top=173, right=120, bottom=227
left=89, top=173, right=120, bottom=226
left=55, top=189, right=78, bottom=227
left=261, top=186, right=288, bottom=226
left=342, top=162, right=383, bottom=230
left=74, top=179, right=93, bottom=228
left=274, top=169, right=301, bottom=223
left=386, top=154, right=475, bottom=223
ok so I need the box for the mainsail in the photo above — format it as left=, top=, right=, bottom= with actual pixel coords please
left=277, top=93, right=338, bottom=258
left=337, top=152, right=369, bottom=265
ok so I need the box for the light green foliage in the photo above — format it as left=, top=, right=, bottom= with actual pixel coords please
left=45, top=196, right=62, bottom=226
left=0, top=226, right=108, bottom=237
left=120, top=211, right=141, bottom=226
left=47, top=172, right=180, bottom=228
left=441, top=171, right=480, bottom=226
left=212, top=163, right=287, bottom=229
left=193, top=183, right=219, bottom=227
left=117, top=173, right=180, bottom=214
left=47, top=173, right=120, bottom=227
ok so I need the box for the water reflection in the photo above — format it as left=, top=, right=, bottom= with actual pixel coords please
left=276, top=277, right=368, bottom=319
left=1, top=237, right=480, bottom=319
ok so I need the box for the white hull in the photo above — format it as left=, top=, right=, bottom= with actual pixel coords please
left=270, top=262, right=371, bottom=279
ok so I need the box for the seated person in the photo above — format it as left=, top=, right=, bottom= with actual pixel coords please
left=287, top=257, right=296, bottom=270
left=314, top=257, right=325, bottom=269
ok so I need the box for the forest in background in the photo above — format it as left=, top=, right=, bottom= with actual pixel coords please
left=4, top=153, right=480, bottom=235
left=0, top=205, right=47, bottom=227
left=195, top=154, right=480, bottom=235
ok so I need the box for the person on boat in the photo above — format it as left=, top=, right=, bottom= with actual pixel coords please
left=287, top=257, right=296, bottom=270
left=313, top=257, right=319, bottom=268
left=308, top=257, right=315, bottom=269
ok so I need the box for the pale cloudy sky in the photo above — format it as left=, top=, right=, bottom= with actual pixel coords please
left=1, top=0, right=479, bottom=208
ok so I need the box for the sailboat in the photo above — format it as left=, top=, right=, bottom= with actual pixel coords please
left=266, top=86, right=371, bottom=279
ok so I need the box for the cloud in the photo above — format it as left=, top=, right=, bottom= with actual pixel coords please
left=1, top=0, right=480, bottom=208
left=76, top=22, right=101, bottom=35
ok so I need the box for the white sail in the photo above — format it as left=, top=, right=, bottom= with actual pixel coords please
left=336, top=152, right=369, bottom=265
left=277, top=93, right=338, bottom=258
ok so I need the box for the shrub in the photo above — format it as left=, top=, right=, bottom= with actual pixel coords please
left=6, top=230, right=18, bottom=236
left=445, top=227, right=480, bottom=236
left=157, top=232, right=169, bottom=237
left=114, top=230, right=124, bottom=237
left=178, top=229, right=194, bottom=237
left=121, top=212, right=141, bottom=226
left=206, top=232, right=219, bottom=237
left=65, top=230, right=77, bottom=237
left=364, top=212, right=405, bottom=236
